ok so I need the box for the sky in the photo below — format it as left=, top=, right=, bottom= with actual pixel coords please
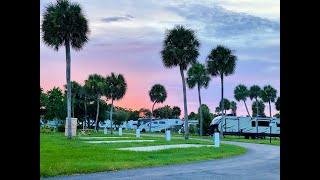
left=40, top=0, right=280, bottom=117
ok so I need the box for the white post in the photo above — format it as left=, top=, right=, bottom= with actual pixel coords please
left=136, top=128, right=140, bottom=138
left=214, top=132, right=220, bottom=147
left=119, top=127, right=122, bottom=136
left=65, top=118, right=77, bottom=137
left=166, top=129, right=171, bottom=141
left=104, top=128, right=108, bottom=135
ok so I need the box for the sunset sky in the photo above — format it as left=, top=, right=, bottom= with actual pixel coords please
left=40, top=0, right=280, bottom=117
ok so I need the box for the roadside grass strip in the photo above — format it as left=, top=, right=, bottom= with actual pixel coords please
left=86, top=140, right=156, bottom=144
left=117, top=144, right=214, bottom=152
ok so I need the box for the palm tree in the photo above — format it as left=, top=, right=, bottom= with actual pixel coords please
left=186, top=63, right=211, bottom=136
left=149, top=84, right=167, bottom=132
left=234, top=84, right=251, bottom=117
left=219, top=98, right=231, bottom=115
left=249, top=85, right=262, bottom=117
left=64, top=81, right=81, bottom=118
left=275, top=96, right=280, bottom=111
left=206, top=45, right=237, bottom=136
left=261, top=85, right=277, bottom=117
left=230, top=101, right=237, bottom=116
left=85, top=74, right=105, bottom=131
left=105, top=73, right=127, bottom=134
left=161, top=25, right=200, bottom=140
left=42, top=0, right=89, bottom=139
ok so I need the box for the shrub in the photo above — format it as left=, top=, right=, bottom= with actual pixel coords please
left=40, top=127, right=54, bottom=133
left=57, top=124, right=65, bottom=132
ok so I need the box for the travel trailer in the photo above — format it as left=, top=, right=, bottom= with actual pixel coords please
left=138, top=119, right=183, bottom=132
left=209, top=116, right=280, bottom=138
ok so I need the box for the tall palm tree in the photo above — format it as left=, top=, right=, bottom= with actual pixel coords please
left=42, top=0, right=89, bottom=139
left=149, top=84, right=167, bottom=132
left=186, top=63, right=211, bottom=136
left=230, top=101, right=237, bottom=116
left=206, top=45, right=237, bottom=136
left=249, top=85, right=262, bottom=117
left=85, top=74, right=105, bottom=131
left=172, top=106, right=181, bottom=118
left=219, top=98, right=231, bottom=115
left=275, top=96, right=280, bottom=111
left=161, top=25, right=200, bottom=140
left=64, top=81, right=81, bottom=118
left=261, top=85, right=277, bottom=117
left=105, top=73, right=127, bottom=134
left=234, top=84, right=251, bottom=117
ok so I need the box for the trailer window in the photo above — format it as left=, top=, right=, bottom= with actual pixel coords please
left=251, top=121, right=256, bottom=127
left=175, top=121, right=178, bottom=124
left=153, top=122, right=158, bottom=124
left=258, top=121, right=269, bottom=127
left=159, top=121, right=165, bottom=124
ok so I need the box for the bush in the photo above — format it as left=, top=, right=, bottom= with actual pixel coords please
left=189, top=125, right=198, bottom=134
left=57, top=124, right=65, bottom=132
left=40, top=127, right=54, bottom=133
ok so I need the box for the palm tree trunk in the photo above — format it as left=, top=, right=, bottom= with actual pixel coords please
left=220, top=74, right=225, bottom=136
left=268, top=100, right=272, bottom=117
left=95, top=98, right=100, bottom=131
left=255, top=97, right=259, bottom=117
left=110, top=99, right=114, bottom=134
left=243, top=100, right=251, bottom=117
left=197, top=85, right=203, bottom=136
left=65, top=40, right=72, bottom=139
left=84, top=97, right=87, bottom=130
left=150, top=102, right=156, bottom=132
left=180, top=67, right=189, bottom=140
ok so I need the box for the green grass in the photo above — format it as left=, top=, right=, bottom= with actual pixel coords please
left=41, top=132, right=246, bottom=177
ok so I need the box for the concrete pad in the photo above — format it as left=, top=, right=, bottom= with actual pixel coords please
left=86, top=140, right=156, bottom=144
left=117, top=144, right=214, bottom=151
left=80, top=137, right=131, bottom=139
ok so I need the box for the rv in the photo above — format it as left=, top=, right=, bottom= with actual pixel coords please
left=209, top=116, right=280, bottom=139
left=138, top=118, right=183, bottom=132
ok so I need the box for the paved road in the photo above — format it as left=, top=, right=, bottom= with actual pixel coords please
left=42, top=141, right=279, bottom=180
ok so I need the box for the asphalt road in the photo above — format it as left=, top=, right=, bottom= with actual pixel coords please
left=42, top=141, right=280, bottom=180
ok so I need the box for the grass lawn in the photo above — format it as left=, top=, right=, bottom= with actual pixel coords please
left=40, top=132, right=246, bottom=177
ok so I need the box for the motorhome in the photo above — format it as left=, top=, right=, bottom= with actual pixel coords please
left=209, top=116, right=280, bottom=138
left=138, top=118, right=183, bottom=132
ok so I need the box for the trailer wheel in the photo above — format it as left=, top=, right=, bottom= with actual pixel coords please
left=141, top=129, right=145, bottom=132
left=244, top=135, right=249, bottom=139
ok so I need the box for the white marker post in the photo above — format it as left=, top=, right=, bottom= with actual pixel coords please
left=104, top=128, right=108, bottom=135
left=165, top=129, right=171, bottom=141
left=136, top=128, right=140, bottom=138
left=214, top=132, right=220, bottom=147
left=119, top=127, right=123, bottom=136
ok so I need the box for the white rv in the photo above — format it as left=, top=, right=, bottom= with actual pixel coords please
left=209, top=116, right=280, bottom=138
left=139, top=119, right=183, bottom=132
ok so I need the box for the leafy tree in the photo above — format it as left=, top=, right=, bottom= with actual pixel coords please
left=64, top=81, right=82, bottom=118
left=252, top=100, right=266, bottom=117
left=275, top=96, right=280, bottom=111
left=187, top=63, right=211, bottom=136
left=85, top=74, right=105, bottom=131
left=40, top=87, right=48, bottom=117
left=113, top=110, right=128, bottom=128
left=188, top=112, right=198, bottom=120
left=161, top=25, right=200, bottom=140
left=261, top=85, right=277, bottom=117
left=42, top=0, right=89, bottom=138
left=128, top=110, right=140, bottom=120
left=105, top=73, right=127, bottom=134
left=249, top=85, right=262, bottom=117
left=172, top=106, right=181, bottom=118
left=234, top=84, right=251, bottom=117
left=139, top=108, right=151, bottom=118
left=206, top=45, right=237, bottom=122
left=45, top=87, right=65, bottom=120
left=149, top=84, right=167, bottom=131
left=198, top=104, right=214, bottom=135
